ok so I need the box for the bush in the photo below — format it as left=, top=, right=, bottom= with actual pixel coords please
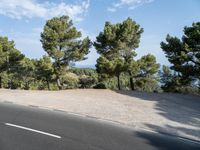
left=135, top=77, right=161, bottom=92
left=61, top=73, right=79, bottom=89
left=79, top=75, right=97, bottom=88
left=176, top=86, right=199, bottom=94
left=93, top=83, right=106, bottom=89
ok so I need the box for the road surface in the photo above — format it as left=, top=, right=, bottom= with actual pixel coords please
left=0, top=102, right=199, bottom=150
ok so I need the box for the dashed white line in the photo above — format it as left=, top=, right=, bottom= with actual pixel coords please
left=5, top=123, right=61, bottom=139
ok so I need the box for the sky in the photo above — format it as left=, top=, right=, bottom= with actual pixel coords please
left=0, top=0, right=200, bottom=67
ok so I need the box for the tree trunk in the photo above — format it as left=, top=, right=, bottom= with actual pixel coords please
left=46, top=80, right=50, bottom=90
left=56, top=77, right=62, bottom=90
left=25, top=81, right=30, bottom=90
left=128, top=71, right=135, bottom=90
left=117, top=74, right=121, bottom=90
left=8, top=79, right=11, bottom=89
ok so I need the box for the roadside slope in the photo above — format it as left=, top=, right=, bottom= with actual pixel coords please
left=0, top=89, right=199, bottom=141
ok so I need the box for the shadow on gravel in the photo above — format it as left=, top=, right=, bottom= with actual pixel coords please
left=115, top=90, right=200, bottom=141
left=134, top=130, right=200, bottom=150
left=144, top=124, right=200, bottom=142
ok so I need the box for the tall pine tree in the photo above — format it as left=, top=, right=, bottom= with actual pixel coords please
left=161, top=22, right=200, bottom=89
left=94, top=18, right=143, bottom=90
left=41, top=16, right=91, bottom=90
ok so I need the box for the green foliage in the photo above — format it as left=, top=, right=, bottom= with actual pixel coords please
left=60, top=73, right=79, bottom=89
left=135, top=77, right=161, bottom=92
left=94, top=18, right=143, bottom=57
left=137, top=54, right=160, bottom=78
left=35, top=55, right=54, bottom=90
left=161, top=22, right=200, bottom=93
left=1, top=16, right=198, bottom=94
left=159, top=66, right=199, bottom=93
left=94, top=17, right=143, bottom=90
left=79, top=76, right=97, bottom=88
left=41, top=15, right=91, bottom=89
left=71, top=68, right=97, bottom=76
left=71, top=68, right=98, bottom=88
left=0, top=36, right=24, bottom=89
left=0, top=72, right=8, bottom=88
left=18, top=58, right=36, bottom=90
left=96, top=56, right=126, bottom=78
left=0, top=17, right=161, bottom=92
left=159, top=65, right=172, bottom=84
left=135, top=54, right=160, bottom=92
left=159, top=65, right=176, bottom=92
left=183, top=22, right=200, bottom=80
left=161, top=22, right=200, bottom=86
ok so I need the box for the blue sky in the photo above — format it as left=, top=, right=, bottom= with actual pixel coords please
left=0, top=0, right=200, bottom=67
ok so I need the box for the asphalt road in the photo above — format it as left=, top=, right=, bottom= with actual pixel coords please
left=0, top=102, right=199, bottom=150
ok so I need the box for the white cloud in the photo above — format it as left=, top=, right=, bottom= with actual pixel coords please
left=0, top=0, right=90, bottom=21
left=108, top=0, right=154, bottom=12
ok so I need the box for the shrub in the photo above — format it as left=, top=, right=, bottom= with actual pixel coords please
left=61, top=73, right=79, bottom=89
left=93, top=83, right=107, bottom=89
left=79, top=75, right=97, bottom=88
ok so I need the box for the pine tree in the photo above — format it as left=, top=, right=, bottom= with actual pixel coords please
left=41, top=16, right=91, bottom=90
left=161, top=22, right=200, bottom=88
left=0, top=36, right=24, bottom=88
left=36, top=55, right=54, bottom=90
left=94, top=18, right=143, bottom=90
left=136, top=54, right=160, bottom=92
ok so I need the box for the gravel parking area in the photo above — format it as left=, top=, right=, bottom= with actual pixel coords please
left=0, top=89, right=199, bottom=141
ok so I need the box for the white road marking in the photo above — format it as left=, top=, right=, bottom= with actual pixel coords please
left=5, top=123, right=61, bottom=139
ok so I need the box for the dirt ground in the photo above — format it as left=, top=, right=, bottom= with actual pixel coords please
left=0, top=89, right=199, bottom=141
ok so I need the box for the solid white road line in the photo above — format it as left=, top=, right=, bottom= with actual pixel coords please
left=5, top=123, right=61, bottom=139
